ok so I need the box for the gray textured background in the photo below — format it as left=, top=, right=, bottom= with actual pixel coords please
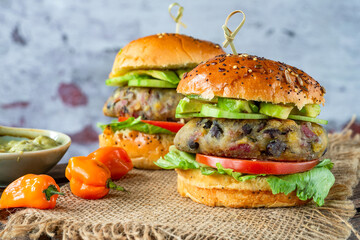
left=0, top=0, right=359, bottom=163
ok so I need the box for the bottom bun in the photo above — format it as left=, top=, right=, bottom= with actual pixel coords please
left=176, top=169, right=309, bottom=208
left=99, top=127, right=174, bottom=169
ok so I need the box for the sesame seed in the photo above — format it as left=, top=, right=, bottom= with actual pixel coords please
left=248, top=69, right=253, bottom=73
left=285, top=70, right=292, bottom=84
left=233, top=65, right=238, bottom=69
left=253, top=57, right=258, bottom=61
left=297, top=76, right=304, bottom=86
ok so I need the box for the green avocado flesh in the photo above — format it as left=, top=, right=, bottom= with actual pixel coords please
left=106, top=69, right=190, bottom=88
left=128, top=79, right=177, bottom=88
left=186, top=94, right=218, bottom=103
left=259, top=102, right=294, bottom=119
left=175, top=112, right=205, bottom=118
left=288, top=115, right=328, bottom=125
left=291, top=104, right=321, bottom=118
left=201, top=104, right=269, bottom=119
left=176, top=97, right=204, bottom=113
left=217, top=97, right=252, bottom=113
left=131, top=70, right=179, bottom=84
left=0, top=135, right=60, bottom=153
left=175, top=95, right=327, bottom=124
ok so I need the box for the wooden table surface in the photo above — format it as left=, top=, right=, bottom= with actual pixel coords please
left=1, top=164, right=359, bottom=239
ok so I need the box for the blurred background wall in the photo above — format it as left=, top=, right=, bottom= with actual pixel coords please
left=0, top=0, right=359, bottom=163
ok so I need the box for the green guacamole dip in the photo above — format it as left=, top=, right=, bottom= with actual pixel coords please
left=0, top=135, right=61, bottom=153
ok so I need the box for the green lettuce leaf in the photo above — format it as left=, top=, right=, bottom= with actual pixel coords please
left=155, top=146, right=262, bottom=181
left=266, top=159, right=334, bottom=206
left=155, top=148, right=335, bottom=206
left=98, top=117, right=174, bottom=135
left=155, top=145, right=200, bottom=169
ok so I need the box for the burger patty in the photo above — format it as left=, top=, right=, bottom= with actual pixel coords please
left=103, top=87, right=183, bottom=121
left=174, top=118, right=328, bottom=161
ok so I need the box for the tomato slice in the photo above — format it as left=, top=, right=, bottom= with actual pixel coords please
left=118, top=117, right=184, bottom=133
left=196, top=154, right=319, bottom=175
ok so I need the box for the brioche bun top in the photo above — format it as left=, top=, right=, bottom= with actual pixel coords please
left=177, top=54, right=325, bottom=109
left=109, top=33, right=225, bottom=78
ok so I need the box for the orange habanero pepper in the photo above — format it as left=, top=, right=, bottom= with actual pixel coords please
left=88, top=146, right=133, bottom=180
left=0, top=174, right=63, bottom=209
left=65, top=156, right=127, bottom=199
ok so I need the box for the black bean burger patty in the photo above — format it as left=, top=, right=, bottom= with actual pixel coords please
left=103, top=87, right=183, bottom=121
left=174, top=118, right=328, bottom=161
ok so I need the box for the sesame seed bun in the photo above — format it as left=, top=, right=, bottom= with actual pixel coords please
left=176, top=169, right=309, bottom=208
left=109, top=33, right=225, bottom=78
left=99, top=128, right=174, bottom=170
left=176, top=54, right=325, bottom=109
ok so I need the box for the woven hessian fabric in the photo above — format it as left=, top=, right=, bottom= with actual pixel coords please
left=0, top=130, right=359, bottom=240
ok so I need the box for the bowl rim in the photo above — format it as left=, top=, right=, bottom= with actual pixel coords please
left=0, top=125, right=72, bottom=156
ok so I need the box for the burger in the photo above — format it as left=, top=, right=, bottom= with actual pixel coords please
left=98, top=33, right=225, bottom=169
left=155, top=53, right=335, bottom=207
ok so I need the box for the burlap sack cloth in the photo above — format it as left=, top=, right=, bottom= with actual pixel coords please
left=0, top=126, right=359, bottom=240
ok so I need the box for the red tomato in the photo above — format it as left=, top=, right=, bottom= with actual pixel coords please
left=118, top=117, right=184, bottom=133
left=88, top=147, right=133, bottom=180
left=196, top=154, right=319, bottom=175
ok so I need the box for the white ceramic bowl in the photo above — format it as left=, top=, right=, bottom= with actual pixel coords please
left=0, top=126, right=71, bottom=186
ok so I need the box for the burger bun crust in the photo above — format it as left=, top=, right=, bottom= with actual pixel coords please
left=176, top=169, right=309, bottom=208
left=177, top=54, right=325, bottom=109
left=110, top=33, right=225, bottom=77
left=99, top=128, right=174, bottom=170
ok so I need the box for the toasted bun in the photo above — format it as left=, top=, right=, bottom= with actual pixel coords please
left=99, top=127, right=174, bottom=170
left=176, top=169, right=309, bottom=208
left=177, top=54, right=325, bottom=109
left=109, top=33, right=225, bottom=77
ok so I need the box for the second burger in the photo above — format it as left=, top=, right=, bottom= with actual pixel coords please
left=99, top=33, right=225, bottom=169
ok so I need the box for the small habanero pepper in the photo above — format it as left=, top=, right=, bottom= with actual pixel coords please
left=0, top=174, right=63, bottom=209
left=65, top=156, right=127, bottom=199
left=88, top=146, right=133, bottom=180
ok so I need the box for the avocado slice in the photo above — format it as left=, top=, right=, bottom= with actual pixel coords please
left=259, top=102, right=294, bottom=119
left=187, top=94, right=218, bottom=103
left=288, top=115, right=328, bottom=125
left=131, top=70, right=180, bottom=84
left=175, top=112, right=205, bottom=118
left=176, top=97, right=204, bottom=114
left=249, top=102, right=259, bottom=113
left=291, top=104, right=321, bottom=118
left=201, top=104, right=269, bottom=119
left=106, top=72, right=147, bottom=86
left=128, top=79, right=177, bottom=88
left=217, top=97, right=253, bottom=113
